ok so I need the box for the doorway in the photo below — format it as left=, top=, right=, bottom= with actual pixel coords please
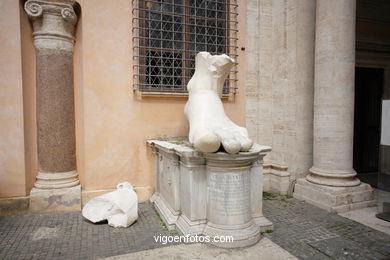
left=353, top=67, right=384, bottom=187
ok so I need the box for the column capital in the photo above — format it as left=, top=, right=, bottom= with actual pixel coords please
left=24, top=0, right=78, bottom=50
left=25, top=0, right=77, bottom=23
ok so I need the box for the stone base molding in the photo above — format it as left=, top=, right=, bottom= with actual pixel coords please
left=34, top=171, right=80, bottom=189
left=175, top=214, right=207, bottom=236
left=263, top=163, right=291, bottom=195
left=29, top=185, right=81, bottom=213
left=30, top=171, right=81, bottom=213
left=307, top=167, right=361, bottom=187
left=252, top=215, right=273, bottom=232
left=148, top=138, right=272, bottom=248
left=150, top=194, right=180, bottom=231
left=293, top=179, right=375, bottom=213
left=204, top=221, right=261, bottom=248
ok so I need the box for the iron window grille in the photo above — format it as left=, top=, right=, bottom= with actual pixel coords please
left=132, top=0, right=239, bottom=95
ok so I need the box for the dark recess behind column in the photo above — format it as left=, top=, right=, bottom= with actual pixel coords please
left=353, top=67, right=384, bottom=187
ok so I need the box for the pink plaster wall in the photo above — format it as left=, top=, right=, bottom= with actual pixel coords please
left=20, top=0, right=38, bottom=196
left=74, top=0, right=247, bottom=195
left=0, top=0, right=27, bottom=197
left=0, top=0, right=246, bottom=199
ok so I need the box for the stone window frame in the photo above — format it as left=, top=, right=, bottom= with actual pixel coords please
left=132, top=0, right=239, bottom=96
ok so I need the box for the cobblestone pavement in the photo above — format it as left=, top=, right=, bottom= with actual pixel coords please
left=0, top=203, right=174, bottom=260
left=263, top=195, right=390, bottom=260
left=1, top=198, right=390, bottom=260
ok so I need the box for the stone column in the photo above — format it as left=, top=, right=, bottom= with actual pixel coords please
left=308, top=0, right=359, bottom=187
left=294, top=0, right=374, bottom=212
left=25, top=0, right=80, bottom=212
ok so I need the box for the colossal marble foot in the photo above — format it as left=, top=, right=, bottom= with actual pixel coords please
left=185, top=52, right=253, bottom=154
left=191, top=121, right=253, bottom=154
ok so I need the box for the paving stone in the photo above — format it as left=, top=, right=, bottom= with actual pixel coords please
left=0, top=203, right=174, bottom=260
left=263, top=197, right=390, bottom=260
left=1, top=198, right=390, bottom=259
left=308, top=237, right=385, bottom=260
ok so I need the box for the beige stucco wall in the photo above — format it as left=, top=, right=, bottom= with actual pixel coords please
left=246, top=0, right=315, bottom=183
left=20, top=0, right=38, bottom=196
left=74, top=0, right=247, bottom=198
left=0, top=0, right=246, bottom=200
left=0, top=0, right=27, bottom=197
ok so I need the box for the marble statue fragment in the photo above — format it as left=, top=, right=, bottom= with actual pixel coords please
left=82, top=182, right=138, bottom=228
left=185, top=52, right=253, bottom=154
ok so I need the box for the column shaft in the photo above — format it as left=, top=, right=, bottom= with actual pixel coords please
left=36, top=48, right=75, bottom=172
left=307, top=0, right=359, bottom=187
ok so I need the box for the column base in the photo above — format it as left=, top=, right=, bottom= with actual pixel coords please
left=307, top=167, right=360, bottom=187
left=34, top=171, right=80, bottom=189
left=29, top=185, right=81, bottom=213
left=294, top=179, right=375, bottom=213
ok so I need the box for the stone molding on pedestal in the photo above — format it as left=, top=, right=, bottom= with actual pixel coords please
left=148, top=138, right=272, bottom=248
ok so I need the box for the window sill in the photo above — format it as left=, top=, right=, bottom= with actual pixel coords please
left=138, top=91, right=232, bottom=99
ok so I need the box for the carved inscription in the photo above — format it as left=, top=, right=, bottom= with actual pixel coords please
left=208, top=171, right=251, bottom=223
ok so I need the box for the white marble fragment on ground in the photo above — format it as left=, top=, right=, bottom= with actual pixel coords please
left=82, top=182, right=138, bottom=228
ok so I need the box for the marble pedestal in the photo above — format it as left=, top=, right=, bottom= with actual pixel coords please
left=148, top=138, right=272, bottom=248
left=294, top=179, right=375, bottom=213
